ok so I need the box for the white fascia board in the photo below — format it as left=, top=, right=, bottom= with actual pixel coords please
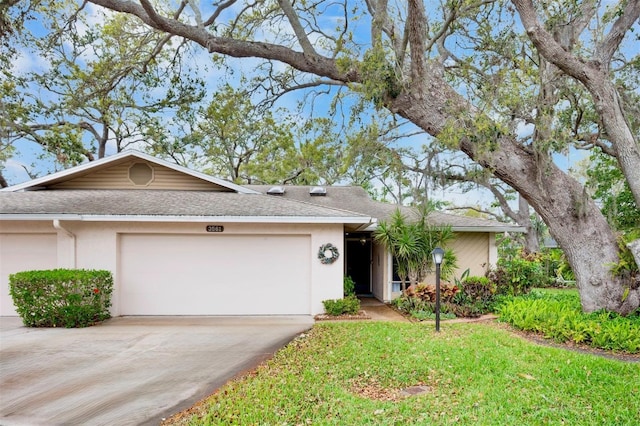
left=451, top=226, right=526, bottom=233
left=80, top=215, right=373, bottom=224
left=362, top=223, right=526, bottom=233
left=0, top=214, right=84, bottom=221
left=0, top=214, right=372, bottom=224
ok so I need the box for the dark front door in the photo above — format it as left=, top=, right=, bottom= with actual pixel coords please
left=346, top=237, right=372, bottom=294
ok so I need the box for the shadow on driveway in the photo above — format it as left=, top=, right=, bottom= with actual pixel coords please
left=0, top=315, right=313, bottom=426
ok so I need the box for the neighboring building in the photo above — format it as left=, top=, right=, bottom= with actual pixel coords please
left=0, top=150, right=523, bottom=317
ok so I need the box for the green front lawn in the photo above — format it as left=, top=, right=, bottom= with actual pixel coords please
left=170, top=322, right=640, bottom=425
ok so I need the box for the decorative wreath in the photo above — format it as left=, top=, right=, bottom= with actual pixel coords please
left=318, top=243, right=340, bottom=264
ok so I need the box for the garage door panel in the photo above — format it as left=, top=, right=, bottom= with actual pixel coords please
left=0, top=234, right=58, bottom=316
left=119, top=234, right=311, bottom=315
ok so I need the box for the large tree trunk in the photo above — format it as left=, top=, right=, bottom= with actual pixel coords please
left=390, top=84, right=640, bottom=314
left=517, top=196, right=540, bottom=254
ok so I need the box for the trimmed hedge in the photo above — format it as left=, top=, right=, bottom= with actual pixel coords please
left=9, top=269, right=113, bottom=328
left=322, top=295, right=361, bottom=316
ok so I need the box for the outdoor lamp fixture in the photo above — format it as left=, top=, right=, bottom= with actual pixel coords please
left=431, top=247, right=445, bottom=332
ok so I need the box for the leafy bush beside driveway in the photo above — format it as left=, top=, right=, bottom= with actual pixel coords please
left=9, top=269, right=113, bottom=327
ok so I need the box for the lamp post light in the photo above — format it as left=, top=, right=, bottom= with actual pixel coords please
left=431, top=247, right=445, bottom=332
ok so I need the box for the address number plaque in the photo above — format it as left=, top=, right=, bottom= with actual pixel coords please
left=206, top=225, right=224, bottom=233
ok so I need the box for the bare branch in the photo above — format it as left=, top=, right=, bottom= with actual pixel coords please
left=276, top=0, right=316, bottom=55
left=445, top=206, right=504, bottom=221
left=203, top=0, right=239, bottom=27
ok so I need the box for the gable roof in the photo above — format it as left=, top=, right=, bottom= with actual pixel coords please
left=1, top=150, right=259, bottom=194
left=247, top=185, right=525, bottom=233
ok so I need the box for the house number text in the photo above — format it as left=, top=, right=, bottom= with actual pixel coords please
left=206, top=225, right=224, bottom=233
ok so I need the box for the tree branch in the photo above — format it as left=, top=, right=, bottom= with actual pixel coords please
left=276, top=0, right=316, bottom=56
left=407, top=0, right=427, bottom=82
left=89, top=0, right=355, bottom=83
left=596, top=0, right=640, bottom=67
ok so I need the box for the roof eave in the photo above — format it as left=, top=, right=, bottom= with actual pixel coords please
left=362, top=223, right=526, bottom=233
left=450, top=226, right=527, bottom=233
left=0, top=213, right=372, bottom=224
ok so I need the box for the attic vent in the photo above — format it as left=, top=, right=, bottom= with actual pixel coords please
left=267, top=186, right=285, bottom=195
left=310, top=186, right=327, bottom=196
left=128, top=163, right=154, bottom=186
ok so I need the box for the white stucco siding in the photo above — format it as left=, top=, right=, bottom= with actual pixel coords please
left=118, top=233, right=312, bottom=315
left=0, top=229, right=58, bottom=316
left=0, top=220, right=344, bottom=316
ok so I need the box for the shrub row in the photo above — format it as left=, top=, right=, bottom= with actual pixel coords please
left=9, top=269, right=113, bottom=328
left=497, top=290, right=640, bottom=354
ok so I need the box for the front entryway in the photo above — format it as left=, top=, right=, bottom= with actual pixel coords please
left=345, top=235, right=372, bottom=294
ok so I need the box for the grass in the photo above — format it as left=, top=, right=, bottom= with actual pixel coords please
left=170, top=321, right=640, bottom=425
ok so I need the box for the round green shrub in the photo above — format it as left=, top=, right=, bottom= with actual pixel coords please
left=9, top=269, right=113, bottom=328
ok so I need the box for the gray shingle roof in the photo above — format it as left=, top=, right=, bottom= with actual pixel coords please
left=0, top=190, right=370, bottom=222
left=246, top=185, right=525, bottom=232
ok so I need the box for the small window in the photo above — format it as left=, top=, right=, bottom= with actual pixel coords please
left=128, top=163, right=154, bottom=186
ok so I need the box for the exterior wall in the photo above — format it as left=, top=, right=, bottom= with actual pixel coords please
left=0, top=220, right=344, bottom=316
left=450, top=232, right=492, bottom=278
left=0, top=221, right=59, bottom=316
left=379, top=231, right=495, bottom=300
left=371, top=241, right=386, bottom=301
left=50, top=160, right=225, bottom=191
left=420, top=232, right=492, bottom=284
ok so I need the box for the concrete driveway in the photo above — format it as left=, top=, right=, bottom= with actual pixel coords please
left=0, top=315, right=313, bottom=426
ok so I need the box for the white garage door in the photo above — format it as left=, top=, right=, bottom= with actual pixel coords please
left=119, top=234, right=311, bottom=315
left=0, top=233, right=58, bottom=316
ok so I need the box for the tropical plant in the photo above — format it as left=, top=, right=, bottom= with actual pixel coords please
left=373, top=207, right=456, bottom=290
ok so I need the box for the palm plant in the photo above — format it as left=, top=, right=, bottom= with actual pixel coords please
left=374, top=207, right=457, bottom=291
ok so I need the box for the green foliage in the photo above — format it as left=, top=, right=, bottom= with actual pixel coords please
left=2, top=8, right=206, bottom=177
left=373, top=208, right=457, bottom=287
left=497, top=290, right=640, bottom=353
left=541, top=248, right=576, bottom=286
left=609, top=231, right=640, bottom=278
left=343, top=276, right=355, bottom=297
left=586, top=149, right=640, bottom=232
left=490, top=238, right=551, bottom=295
left=391, top=294, right=457, bottom=321
left=322, top=295, right=361, bottom=316
left=352, top=47, right=401, bottom=108
left=394, top=275, right=500, bottom=319
left=9, top=269, right=113, bottom=328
